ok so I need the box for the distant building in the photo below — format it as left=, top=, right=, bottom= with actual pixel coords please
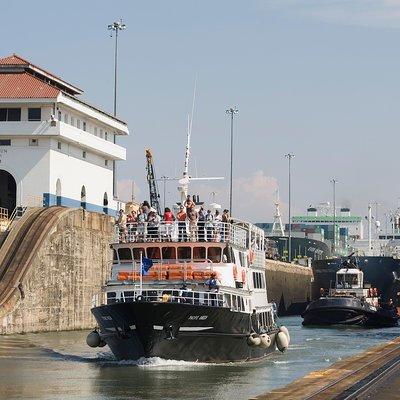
left=0, top=54, right=128, bottom=216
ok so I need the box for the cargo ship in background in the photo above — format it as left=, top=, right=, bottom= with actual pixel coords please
left=259, top=202, right=400, bottom=306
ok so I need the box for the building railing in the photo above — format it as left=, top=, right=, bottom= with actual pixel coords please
left=115, top=221, right=247, bottom=248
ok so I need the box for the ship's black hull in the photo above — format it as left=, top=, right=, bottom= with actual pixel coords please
left=302, top=297, right=399, bottom=328
left=312, top=257, right=400, bottom=302
left=91, top=301, right=279, bottom=362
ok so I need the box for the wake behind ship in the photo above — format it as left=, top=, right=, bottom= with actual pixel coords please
left=87, top=218, right=290, bottom=362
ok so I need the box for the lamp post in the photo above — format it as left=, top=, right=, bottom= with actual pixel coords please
left=108, top=19, right=126, bottom=198
left=226, top=107, right=239, bottom=216
left=285, top=153, right=295, bottom=262
left=330, top=179, right=338, bottom=255
left=108, top=18, right=126, bottom=116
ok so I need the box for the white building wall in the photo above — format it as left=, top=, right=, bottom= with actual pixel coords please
left=0, top=138, right=50, bottom=206
left=48, top=142, right=117, bottom=213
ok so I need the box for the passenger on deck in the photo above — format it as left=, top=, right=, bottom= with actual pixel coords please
left=187, top=207, right=198, bottom=242
left=137, top=207, right=148, bottom=240
left=198, top=206, right=206, bottom=242
left=177, top=206, right=187, bottom=242
left=206, top=273, right=221, bottom=292
left=142, top=200, right=151, bottom=215
left=221, top=209, right=230, bottom=241
left=163, top=207, right=175, bottom=241
left=126, top=210, right=137, bottom=241
left=213, top=210, right=222, bottom=242
left=147, top=211, right=160, bottom=241
left=205, top=210, right=214, bottom=242
left=184, top=195, right=195, bottom=211
left=117, top=209, right=127, bottom=243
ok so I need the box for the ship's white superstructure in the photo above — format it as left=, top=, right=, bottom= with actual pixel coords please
left=0, top=54, right=128, bottom=216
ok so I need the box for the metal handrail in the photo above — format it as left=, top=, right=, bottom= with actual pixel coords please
left=115, top=221, right=247, bottom=247
left=108, top=289, right=225, bottom=308
left=4, top=206, right=27, bottom=232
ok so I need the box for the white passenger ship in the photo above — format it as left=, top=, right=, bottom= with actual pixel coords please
left=87, top=218, right=290, bottom=362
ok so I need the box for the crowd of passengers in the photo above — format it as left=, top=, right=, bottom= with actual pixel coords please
left=116, top=195, right=231, bottom=243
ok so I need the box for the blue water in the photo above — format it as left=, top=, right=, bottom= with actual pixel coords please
left=0, top=316, right=398, bottom=400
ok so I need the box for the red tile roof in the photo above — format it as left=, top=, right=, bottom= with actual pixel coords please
left=0, top=54, right=28, bottom=65
left=0, top=73, right=60, bottom=98
left=0, top=53, right=82, bottom=95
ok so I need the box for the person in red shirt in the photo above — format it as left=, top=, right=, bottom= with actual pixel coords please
left=163, top=207, right=175, bottom=241
left=177, top=206, right=187, bottom=242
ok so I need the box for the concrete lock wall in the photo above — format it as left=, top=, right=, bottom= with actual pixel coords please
left=0, top=208, right=114, bottom=334
left=265, top=260, right=313, bottom=315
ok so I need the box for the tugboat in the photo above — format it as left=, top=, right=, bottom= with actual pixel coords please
left=86, top=218, right=290, bottom=362
left=302, top=257, right=399, bottom=327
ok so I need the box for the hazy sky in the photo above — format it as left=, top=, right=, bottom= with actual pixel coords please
left=2, top=0, right=400, bottom=222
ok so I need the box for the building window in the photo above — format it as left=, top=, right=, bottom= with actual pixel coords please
left=0, top=108, right=21, bottom=121
left=57, top=110, right=62, bottom=121
left=0, top=139, right=11, bottom=146
left=28, top=108, right=41, bottom=121
left=29, top=138, right=38, bottom=146
left=94, top=127, right=98, bottom=136
left=105, top=132, right=108, bottom=141
left=83, top=121, right=86, bottom=131
left=100, top=129, right=103, bottom=138
left=70, top=116, right=75, bottom=126
left=57, top=141, right=62, bottom=150
left=82, top=151, right=86, bottom=158
left=77, top=119, right=81, bottom=129
left=64, top=114, right=68, bottom=124
left=105, top=159, right=108, bottom=166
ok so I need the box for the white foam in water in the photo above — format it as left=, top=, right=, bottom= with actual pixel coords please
left=97, top=355, right=212, bottom=369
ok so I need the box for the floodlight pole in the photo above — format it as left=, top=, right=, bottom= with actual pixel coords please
left=285, top=153, right=295, bottom=262
left=226, top=107, right=238, bottom=216
left=331, top=179, right=338, bottom=255
left=108, top=18, right=126, bottom=198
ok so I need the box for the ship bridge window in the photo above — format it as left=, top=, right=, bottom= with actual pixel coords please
left=162, top=246, right=177, bottom=261
left=337, top=274, right=358, bottom=288
left=118, top=248, right=132, bottom=261
left=193, top=247, right=206, bottom=260
left=147, top=247, right=161, bottom=260
left=178, top=247, right=191, bottom=260
left=207, top=247, right=222, bottom=263
left=132, top=247, right=145, bottom=261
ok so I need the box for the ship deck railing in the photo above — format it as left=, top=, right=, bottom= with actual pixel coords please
left=114, top=221, right=250, bottom=249
left=107, top=289, right=226, bottom=308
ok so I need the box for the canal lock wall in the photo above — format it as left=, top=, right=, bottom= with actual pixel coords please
left=265, top=260, right=313, bottom=315
left=0, top=207, right=114, bottom=334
